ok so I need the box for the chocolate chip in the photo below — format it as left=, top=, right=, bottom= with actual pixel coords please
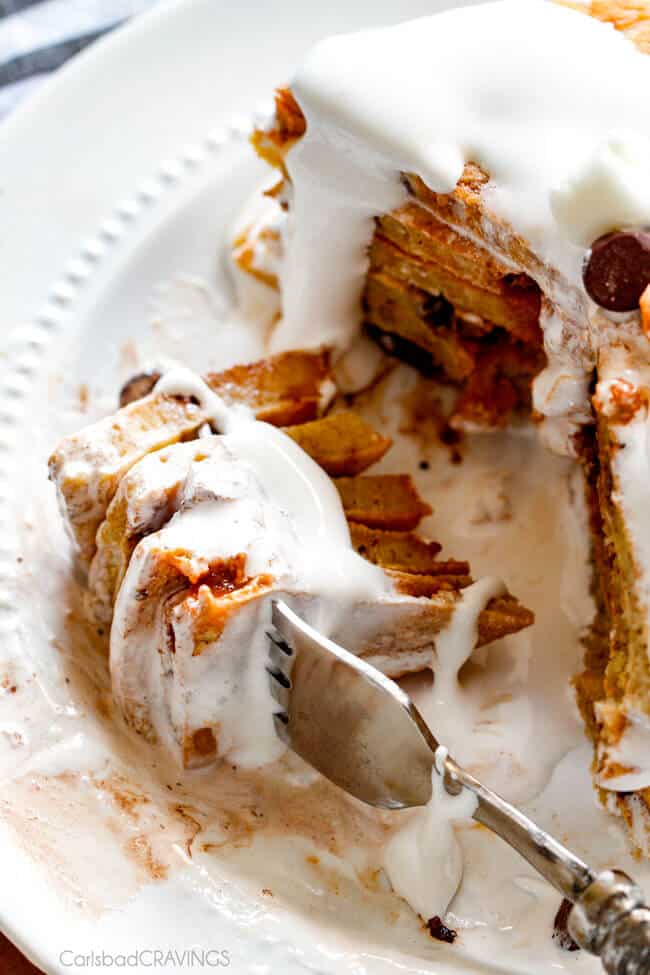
left=426, top=916, right=458, bottom=944
left=119, top=370, right=161, bottom=408
left=439, top=423, right=462, bottom=447
left=583, top=230, right=650, bottom=312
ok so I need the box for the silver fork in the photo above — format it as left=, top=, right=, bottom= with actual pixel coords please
left=267, top=599, right=650, bottom=975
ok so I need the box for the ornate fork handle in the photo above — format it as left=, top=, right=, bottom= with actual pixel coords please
left=443, top=755, right=650, bottom=974
left=570, top=871, right=650, bottom=975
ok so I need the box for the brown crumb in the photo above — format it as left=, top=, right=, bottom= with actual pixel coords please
left=439, top=421, right=465, bottom=465
left=552, top=899, right=580, bottom=952
left=261, top=888, right=273, bottom=897
left=426, top=916, right=458, bottom=944
left=439, top=423, right=462, bottom=447
left=78, top=383, right=89, bottom=412
left=192, top=727, right=218, bottom=756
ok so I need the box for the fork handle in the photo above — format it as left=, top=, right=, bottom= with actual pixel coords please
left=443, top=756, right=650, bottom=973
left=569, top=872, right=650, bottom=975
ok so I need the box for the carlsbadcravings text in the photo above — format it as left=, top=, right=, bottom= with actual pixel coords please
left=59, top=948, right=231, bottom=968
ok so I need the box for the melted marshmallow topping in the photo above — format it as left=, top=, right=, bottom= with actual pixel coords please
left=111, top=369, right=390, bottom=766
left=382, top=578, right=503, bottom=916
left=156, top=368, right=388, bottom=602
left=272, top=0, right=650, bottom=440
left=425, top=577, right=507, bottom=749
left=384, top=747, right=477, bottom=921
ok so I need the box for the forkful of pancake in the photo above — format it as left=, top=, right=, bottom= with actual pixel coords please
left=49, top=348, right=533, bottom=672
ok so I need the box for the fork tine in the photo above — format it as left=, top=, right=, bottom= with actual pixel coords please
left=266, top=664, right=290, bottom=709
left=267, top=628, right=293, bottom=657
left=273, top=710, right=290, bottom=743
left=266, top=629, right=294, bottom=680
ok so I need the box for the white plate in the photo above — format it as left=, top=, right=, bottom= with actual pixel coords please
left=0, top=2, right=646, bottom=974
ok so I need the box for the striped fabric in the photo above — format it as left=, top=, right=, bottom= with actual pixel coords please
left=0, top=0, right=158, bottom=120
